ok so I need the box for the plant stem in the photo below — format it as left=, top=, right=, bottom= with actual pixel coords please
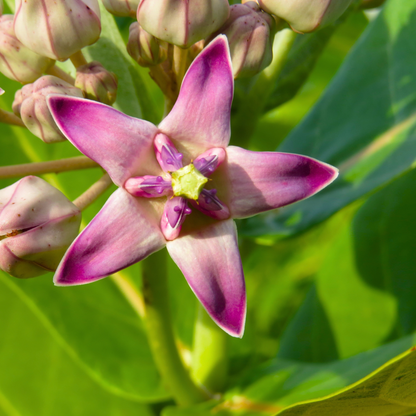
left=141, top=249, right=209, bottom=405
left=70, top=50, right=88, bottom=69
left=73, top=173, right=113, bottom=211
left=46, top=64, right=75, bottom=85
left=191, top=303, right=229, bottom=393
left=173, top=45, right=189, bottom=89
left=0, top=156, right=99, bottom=179
left=0, top=109, right=25, bottom=127
left=231, top=29, right=297, bottom=148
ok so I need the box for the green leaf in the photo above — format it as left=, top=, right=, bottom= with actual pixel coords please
left=162, top=336, right=416, bottom=416
left=0, top=271, right=157, bottom=416
left=351, top=168, right=416, bottom=336
left=0, top=271, right=169, bottom=402
left=240, top=0, right=416, bottom=238
left=263, top=13, right=349, bottom=113
left=280, top=167, right=416, bottom=363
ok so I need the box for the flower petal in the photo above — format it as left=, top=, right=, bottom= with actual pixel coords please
left=166, top=219, right=246, bottom=337
left=47, top=96, right=159, bottom=187
left=158, top=35, right=233, bottom=154
left=226, top=146, right=339, bottom=218
left=54, top=188, right=166, bottom=286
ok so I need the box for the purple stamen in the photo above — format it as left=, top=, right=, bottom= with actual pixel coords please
left=166, top=197, right=189, bottom=229
left=124, top=175, right=172, bottom=198
left=194, top=155, right=218, bottom=176
left=154, top=133, right=184, bottom=172
left=190, top=188, right=230, bottom=221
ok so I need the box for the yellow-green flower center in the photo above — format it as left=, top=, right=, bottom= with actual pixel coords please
left=171, top=164, right=208, bottom=200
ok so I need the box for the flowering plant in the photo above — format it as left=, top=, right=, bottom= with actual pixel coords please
left=1, top=0, right=416, bottom=415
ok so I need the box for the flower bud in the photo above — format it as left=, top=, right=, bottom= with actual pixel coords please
left=258, top=0, right=353, bottom=33
left=137, top=0, right=230, bottom=48
left=14, top=0, right=101, bottom=61
left=101, top=0, right=139, bottom=17
left=0, top=176, right=81, bottom=279
left=19, top=75, right=84, bottom=143
left=214, top=2, right=275, bottom=78
left=75, top=61, right=118, bottom=105
left=127, top=22, right=167, bottom=67
left=0, top=15, right=54, bottom=83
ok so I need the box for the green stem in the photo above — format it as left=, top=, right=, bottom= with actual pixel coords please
left=231, top=29, right=297, bottom=148
left=0, top=109, right=25, bottom=127
left=69, top=50, right=88, bottom=68
left=141, top=249, right=209, bottom=406
left=191, top=303, right=228, bottom=393
left=72, top=173, right=113, bottom=211
left=46, top=64, right=75, bottom=85
left=0, top=156, right=98, bottom=179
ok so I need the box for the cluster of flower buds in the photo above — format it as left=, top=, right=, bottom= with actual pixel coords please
left=13, top=76, right=84, bottom=143
left=75, top=62, right=118, bottom=105
left=0, top=176, right=81, bottom=279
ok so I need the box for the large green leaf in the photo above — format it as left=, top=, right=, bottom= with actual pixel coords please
left=0, top=272, right=156, bottom=416
left=0, top=271, right=169, bottom=402
left=279, top=167, right=416, bottom=363
left=162, top=336, right=416, bottom=416
left=240, top=0, right=416, bottom=238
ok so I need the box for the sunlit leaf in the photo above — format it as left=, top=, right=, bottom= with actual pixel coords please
left=241, top=0, right=416, bottom=238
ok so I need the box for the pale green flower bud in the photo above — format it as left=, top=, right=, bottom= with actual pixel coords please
left=258, top=0, right=353, bottom=33
left=127, top=22, right=167, bottom=67
left=0, top=15, right=54, bottom=84
left=75, top=61, right=118, bottom=105
left=0, top=176, right=81, bottom=279
left=214, top=2, right=275, bottom=78
left=101, top=0, right=139, bottom=17
left=18, top=75, right=84, bottom=143
left=14, top=0, right=101, bottom=61
left=137, top=0, right=230, bottom=48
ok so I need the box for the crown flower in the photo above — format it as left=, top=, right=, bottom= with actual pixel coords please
left=48, top=36, right=338, bottom=337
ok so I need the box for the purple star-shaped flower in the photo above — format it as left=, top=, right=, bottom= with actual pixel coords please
left=48, top=36, right=338, bottom=337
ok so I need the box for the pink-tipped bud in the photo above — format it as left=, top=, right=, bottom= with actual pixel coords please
left=14, top=0, right=101, bottom=61
left=0, top=15, right=54, bottom=84
left=12, top=84, right=33, bottom=116
left=214, top=2, right=275, bottom=78
left=0, top=176, right=81, bottom=279
left=127, top=22, right=167, bottom=67
left=258, top=0, right=353, bottom=33
left=75, top=61, right=118, bottom=105
left=17, top=75, right=84, bottom=143
left=137, top=0, right=230, bottom=48
left=101, top=0, right=139, bottom=17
